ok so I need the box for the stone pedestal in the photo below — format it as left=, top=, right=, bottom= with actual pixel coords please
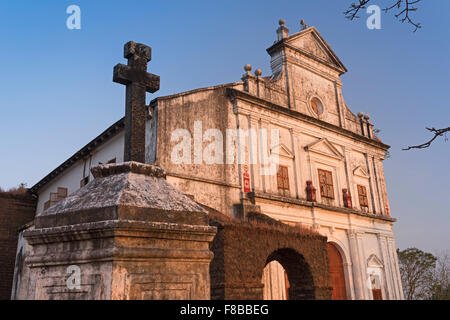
left=19, top=162, right=216, bottom=300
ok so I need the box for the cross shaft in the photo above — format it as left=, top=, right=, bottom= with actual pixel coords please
left=113, top=41, right=160, bottom=163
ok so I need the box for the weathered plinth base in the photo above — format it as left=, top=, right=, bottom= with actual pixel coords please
left=18, top=162, right=217, bottom=300
left=23, top=220, right=215, bottom=300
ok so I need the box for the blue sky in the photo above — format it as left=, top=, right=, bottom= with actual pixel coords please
left=0, top=1, right=449, bottom=253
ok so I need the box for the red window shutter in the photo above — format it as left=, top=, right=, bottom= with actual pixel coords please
left=318, top=169, right=334, bottom=199
left=277, top=174, right=283, bottom=188
left=357, top=185, right=369, bottom=207
left=277, top=166, right=290, bottom=191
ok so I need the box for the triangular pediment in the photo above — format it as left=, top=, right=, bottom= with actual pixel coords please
left=353, top=165, right=369, bottom=178
left=304, top=138, right=343, bottom=160
left=284, top=27, right=347, bottom=75
left=367, top=254, right=384, bottom=268
left=271, top=144, right=294, bottom=159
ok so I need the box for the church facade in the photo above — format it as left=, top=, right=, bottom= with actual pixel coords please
left=14, top=20, right=403, bottom=300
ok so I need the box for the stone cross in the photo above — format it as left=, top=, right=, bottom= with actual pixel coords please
left=113, top=41, right=160, bottom=163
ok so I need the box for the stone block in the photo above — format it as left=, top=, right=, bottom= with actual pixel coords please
left=18, top=162, right=217, bottom=300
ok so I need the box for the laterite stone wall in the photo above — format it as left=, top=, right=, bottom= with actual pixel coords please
left=208, top=210, right=332, bottom=300
left=0, top=192, right=36, bottom=300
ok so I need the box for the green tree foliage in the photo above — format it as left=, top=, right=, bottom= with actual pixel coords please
left=397, top=247, right=436, bottom=300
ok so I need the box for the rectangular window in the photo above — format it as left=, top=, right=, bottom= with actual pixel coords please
left=357, top=185, right=369, bottom=208
left=277, top=165, right=290, bottom=191
left=80, top=176, right=90, bottom=188
left=318, top=169, right=334, bottom=199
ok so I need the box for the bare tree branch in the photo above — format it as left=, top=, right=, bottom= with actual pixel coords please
left=345, top=0, right=423, bottom=31
left=344, top=0, right=372, bottom=21
left=403, top=127, right=450, bottom=150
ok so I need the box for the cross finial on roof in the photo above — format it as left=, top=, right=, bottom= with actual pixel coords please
left=300, top=19, right=308, bottom=30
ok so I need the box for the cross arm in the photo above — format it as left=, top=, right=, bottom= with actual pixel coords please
left=113, top=63, right=160, bottom=93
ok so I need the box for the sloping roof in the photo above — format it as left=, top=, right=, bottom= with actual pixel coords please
left=30, top=118, right=125, bottom=193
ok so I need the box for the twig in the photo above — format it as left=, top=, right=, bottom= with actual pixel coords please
left=403, top=127, right=450, bottom=150
left=344, top=0, right=422, bottom=31
left=344, top=0, right=372, bottom=20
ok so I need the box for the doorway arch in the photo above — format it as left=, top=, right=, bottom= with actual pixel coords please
left=262, top=260, right=289, bottom=300
left=327, top=242, right=347, bottom=300
left=263, top=248, right=315, bottom=300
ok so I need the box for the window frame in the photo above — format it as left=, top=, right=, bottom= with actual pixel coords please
left=277, top=165, right=290, bottom=192
left=357, top=184, right=369, bottom=208
left=318, top=169, right=335, bottom=200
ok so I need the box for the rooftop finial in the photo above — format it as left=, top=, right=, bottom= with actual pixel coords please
left=300, top=19, right=308, bottom=30
left=276, top=19, right=289, bottom=41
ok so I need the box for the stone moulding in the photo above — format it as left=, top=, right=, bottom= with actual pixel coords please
left=226, top=88, right=390, bottom=151
left=91, top=161, right=167, bottom=179
left=25, top=220, right=217, bottom=245
left=253, top=191, right=396, bottom=223
left=24, top=219, right=217, bottom=267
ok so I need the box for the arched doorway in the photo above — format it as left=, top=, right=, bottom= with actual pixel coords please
left=327, top=243, right=347, bottom=300
left=262, top=260, right=289, bottom=300
left=262, top=248, right=315, bottom=300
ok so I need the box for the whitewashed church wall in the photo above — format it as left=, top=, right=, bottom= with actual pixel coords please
left=146, top=108, right=157, bottom=164
left=35, top=132, right=124, bottom=214
left=234, top=98, right=389, bottom=218
left=262, top=261, right=288, bottom=300
left=89, top=132, right=124, bottom=173
left=36, top=161, right=84, bottom=214
left=166, top=175, right=241, bottom=217
left=248, top=116, right=263, bottom=193
left=288, top=65, right=341, bottom=127
left=154, top=87, right=241, bottom=190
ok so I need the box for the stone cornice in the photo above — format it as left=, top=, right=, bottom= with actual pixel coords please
left=91, top=161, right=166, bottom=179
left=149, top=81, right=243, bottom=106
left=25, top=219, right=217, bottom=245
left=226, top=88, right=390, bottom=151
left=167, top=172, right=241, bottom=189
left=253, top=191, right=396, bottom=223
